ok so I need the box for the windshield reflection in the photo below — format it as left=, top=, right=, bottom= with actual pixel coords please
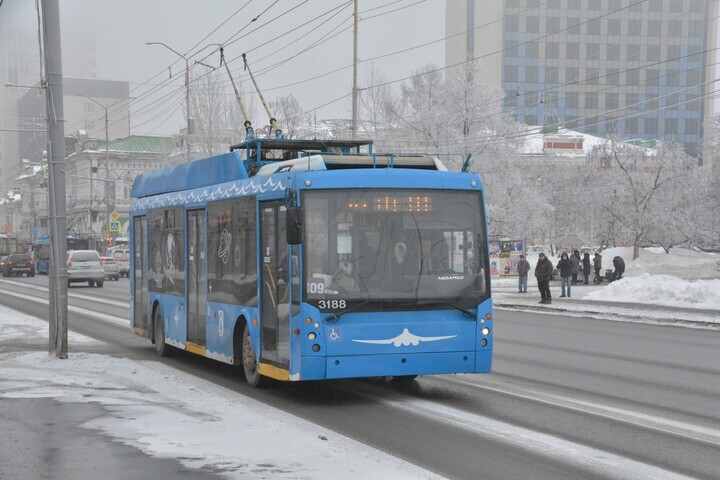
left=303, top=189, right=488, bottom=311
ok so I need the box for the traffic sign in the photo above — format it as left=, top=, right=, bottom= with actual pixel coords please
left=68, top=228, right=77, bottom=238
left=110, top=210, right=119, bottom=221
left=109, top=221, right=121, bottom=233
left=42, top=166, right=49, bottom=179
left=12, top=186, right=22, bottom=196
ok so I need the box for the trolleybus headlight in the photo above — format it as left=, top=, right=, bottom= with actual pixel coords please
left=481, top=327, right=490, bottom=336
left=313, top=322, right=320, bottom=329
left=312, top=344, right=321, bottom=352
left=308, top=332, right=316, bottom=340
left=480, top=339, right=488, bottom=347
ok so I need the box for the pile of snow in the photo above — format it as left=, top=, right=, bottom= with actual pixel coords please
left=529, top=246, right=720, bottom=281
left=0, top=306, right=440, bottom=479
left=593, top=247, right=720, bottom=280
left=582, top=274, right=720, bottom=310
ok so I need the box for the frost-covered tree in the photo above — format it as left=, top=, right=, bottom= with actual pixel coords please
left=270, top=93, right=307, bottom=139
left=358, top=63, right=395, bottom=139
left=590, top=140, right=695, bottom=259
left=187, top=66, right=256, bottom=155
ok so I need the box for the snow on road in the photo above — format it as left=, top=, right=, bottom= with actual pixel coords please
left=0, top=307, right=442, bottom=480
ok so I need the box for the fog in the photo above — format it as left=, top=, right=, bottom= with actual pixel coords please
left=52, top=0, right=445, bottom=135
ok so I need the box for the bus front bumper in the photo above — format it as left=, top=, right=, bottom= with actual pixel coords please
left=298, top=349, right=492, bottom=380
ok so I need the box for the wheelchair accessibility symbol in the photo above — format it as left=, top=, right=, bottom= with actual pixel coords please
left=328, top=328, right=341, bottom=341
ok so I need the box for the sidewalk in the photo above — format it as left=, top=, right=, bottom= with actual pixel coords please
left=0, top=305, right=443, bottom=480
left=491, top=278, right=720, bottom=327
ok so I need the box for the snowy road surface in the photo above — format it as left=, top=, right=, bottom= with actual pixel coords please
left=1, top=267, right=719, bottom=479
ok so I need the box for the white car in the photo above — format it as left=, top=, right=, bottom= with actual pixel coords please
left=67, top=250, right=104, bottom=287
left=101, top=256, right=120, bottom=281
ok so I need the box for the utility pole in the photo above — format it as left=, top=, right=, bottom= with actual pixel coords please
left=41, top=0, right=69, bottom=358
left=79, top=95, right=111, bottom=246
left=146, top=42, right=193, bottom=163
left=351, top=0, right=359, bottom=139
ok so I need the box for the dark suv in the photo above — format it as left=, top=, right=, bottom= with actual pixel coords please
left=3, top=253, right=35, bottom=277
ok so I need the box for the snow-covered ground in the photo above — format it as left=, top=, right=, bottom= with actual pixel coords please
left=494, top=247, right=720, bottom=324
left=0, top=307, right=442, bottom=480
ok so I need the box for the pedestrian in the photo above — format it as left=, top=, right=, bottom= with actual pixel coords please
left=516, top=254, right=530, bottom=293
left=582, top=252, right=591, bottom=284
left=611, top=255, right=625, bottom=282
left=556, top=252, right=573, bottom=298
left=570, top=250, right=581, bottom=284
left=593, top=252, right=602, bottom=283
left=535, top=252, right=553, bottom=304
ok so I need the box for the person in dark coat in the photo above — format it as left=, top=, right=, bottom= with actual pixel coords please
left=593, top=253, right=602, bottom=283
left=611, top=255, right=625, bottom=282
left=516, top=254, right=531, bottom=293
left=535, top=252, right=553, bottom=304
left=582, top=252, right=591, bottom=284
left=570, top=250, right=581, bottom=284
left=556, top=252, right=573, bottom=298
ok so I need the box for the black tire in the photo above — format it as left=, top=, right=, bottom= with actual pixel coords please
left=242, top=324, right=265, bottom=388
left=88, top=280, right=94, bottom=287
left=153, top=307, right=172, bottom=357
left=96, top=280, right=104, bottom=288
left=29, top=273, right=35, bottom=277
left=114, top=275, right=120, bottom=281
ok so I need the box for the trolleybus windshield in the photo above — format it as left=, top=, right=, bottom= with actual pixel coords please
left=303, top=189, right=488, bottom=311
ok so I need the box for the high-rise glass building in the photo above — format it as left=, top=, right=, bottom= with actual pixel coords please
left=446, top=0, right=718, bottom=165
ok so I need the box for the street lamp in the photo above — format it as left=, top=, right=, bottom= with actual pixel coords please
left=77, top=94, right=125, bottom=240
left=145, top=42, right=221, bottom=163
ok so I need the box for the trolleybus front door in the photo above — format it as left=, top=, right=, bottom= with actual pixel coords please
left=187, top=209, right=207, bottom=347
left=259, top=201, right=290, bottom=369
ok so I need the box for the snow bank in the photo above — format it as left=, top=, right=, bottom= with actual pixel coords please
left=582, top=274, right=720, bottom=311
left=597, top=247, right=720, bottom=280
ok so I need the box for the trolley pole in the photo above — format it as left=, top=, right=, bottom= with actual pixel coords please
left=351, top=0, right=359, bottom=139
left=42, top=0, right=69, bottom=358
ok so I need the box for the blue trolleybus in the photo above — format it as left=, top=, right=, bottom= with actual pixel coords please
left=129, top=138, right=492, bottom=386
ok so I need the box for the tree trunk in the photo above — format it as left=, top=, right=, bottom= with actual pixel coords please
left=633, top=234, right=641, bottom=260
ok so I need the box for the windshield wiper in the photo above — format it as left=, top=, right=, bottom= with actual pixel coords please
left=326, top=300, right=371, bottom=322
left=415, top=300, right=476, bottom=318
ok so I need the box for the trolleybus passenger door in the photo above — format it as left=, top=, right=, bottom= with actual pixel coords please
left=259, top=201, right=290, bottom=369
left=133, top=216, right=150, bottom=336
left=187, top=209, right=207, bottom=347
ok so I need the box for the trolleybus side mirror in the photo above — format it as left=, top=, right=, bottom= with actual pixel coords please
left=286, top=206, right=304, bottom=245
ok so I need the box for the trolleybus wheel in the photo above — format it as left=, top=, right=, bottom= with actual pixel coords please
left=242, top=324, right=265, bottom=388
left=153, top=307, right=172, bottom=357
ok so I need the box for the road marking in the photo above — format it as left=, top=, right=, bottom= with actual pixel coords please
left=0, top=278, right=127, bottom=308
left=369, top=391, right=697, bottom=480
left=438, top=376, right=720, bottom=446
left=0, top=288, right=129, bottom=328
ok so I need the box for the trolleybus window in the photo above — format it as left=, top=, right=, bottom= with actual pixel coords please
left=303, top=189, right=487, bottom=311
left=148, top=207, right=185, bottom=296
left=207, top=197, right=258, bottom=306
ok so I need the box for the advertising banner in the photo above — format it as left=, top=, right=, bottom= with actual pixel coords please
left=490, top=240, right=523, bottom=276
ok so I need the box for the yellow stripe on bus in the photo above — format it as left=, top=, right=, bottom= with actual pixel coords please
left=185, top=342, right=207, bottom=356
left=258, top=363, right=290, bottom=381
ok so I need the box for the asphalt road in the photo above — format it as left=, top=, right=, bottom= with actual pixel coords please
left=1, top=275, right=719, bottom=480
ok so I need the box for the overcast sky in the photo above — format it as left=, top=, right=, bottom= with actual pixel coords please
left=54, top=0, right=445, bottom=136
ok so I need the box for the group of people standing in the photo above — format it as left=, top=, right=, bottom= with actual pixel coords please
left=515, top=250, right=622, bottom=305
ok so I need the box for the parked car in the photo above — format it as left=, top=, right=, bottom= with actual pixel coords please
left=101, top=256, right=120, bottom=281
left=3, top=253, right=35, bottom=277
left=0, top=256, right=6, bottom=271
left=67, top=250, right=104, bottom=287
